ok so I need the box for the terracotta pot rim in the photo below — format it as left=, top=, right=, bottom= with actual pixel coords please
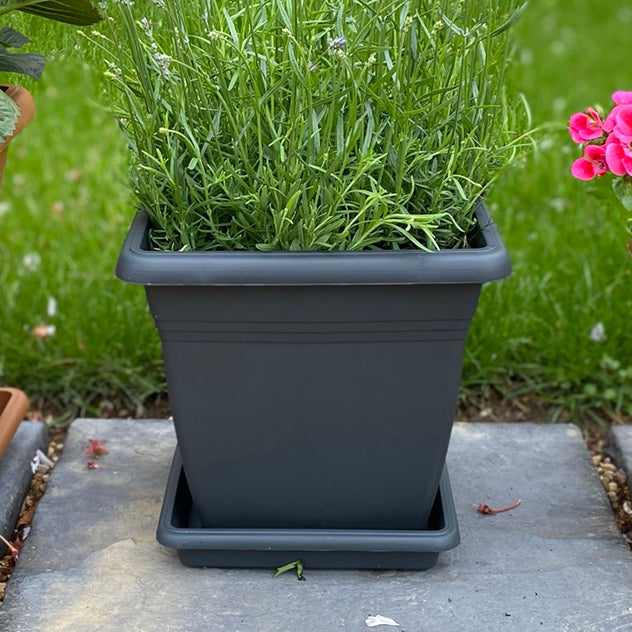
left=0, top=387, right=30, bottom=459
left=0, top=84, right=36, bottom=147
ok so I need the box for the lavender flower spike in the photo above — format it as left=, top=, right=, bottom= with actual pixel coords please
left=328, top=36, right=347, bottom=54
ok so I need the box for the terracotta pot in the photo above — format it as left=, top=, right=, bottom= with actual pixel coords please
left=0, top=85, right=36, bottom=188
left=0, top=388, right=30, bottom=459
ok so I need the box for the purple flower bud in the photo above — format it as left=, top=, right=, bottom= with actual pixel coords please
left=328, top=36, right=347, bottom=54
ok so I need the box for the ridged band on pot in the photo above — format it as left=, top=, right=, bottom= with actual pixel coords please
left=117, top=202, right=510, bottom=535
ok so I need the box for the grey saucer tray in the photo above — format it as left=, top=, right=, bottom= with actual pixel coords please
left=156, top=449, right=460, bottom=570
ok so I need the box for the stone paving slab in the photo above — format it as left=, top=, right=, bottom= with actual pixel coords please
left=609, top=426, right=632, bottom=482
left=1, top=419, right=632, bottom=632
left=0, top=421, right=47, bottom=556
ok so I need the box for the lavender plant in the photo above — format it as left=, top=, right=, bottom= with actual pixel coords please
left=96, top=0, right=529, bottom=251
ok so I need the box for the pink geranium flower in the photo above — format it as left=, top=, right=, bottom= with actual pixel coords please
left=571, top=144, right=608, bottom=180
left=569, top=108, right=603, bottom=143
left=605, top=135, right=632, bottom=176
left=608, top=105, right=632, bottom=144
left=604, top=93, right=632, bottom=132
left=612, top=91, right=632, bottom=105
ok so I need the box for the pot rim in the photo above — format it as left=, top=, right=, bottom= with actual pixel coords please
left=0, top=387, right=29, bottom=459
left=0, top=85, right=35, bottom=146
left=116, top=200, right=511, bottom=286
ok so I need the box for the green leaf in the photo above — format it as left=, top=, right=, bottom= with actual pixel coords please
left=613, top=177, right=632, bottom=212
left=489, top=2, right=529, bottom=37
left=273, top=559, right=305, bottom=580
left=0, top=26, right=30, bottom=48
left=0, top=44, right=45, bottom=79
left=15, top=0, right=102, bottom=26
left=0, top=88, right=20, bottom=142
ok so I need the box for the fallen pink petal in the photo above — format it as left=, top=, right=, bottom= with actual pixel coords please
left=85, top=439, right=108, bottom=457
left=477, top=500, right=522, bottom=515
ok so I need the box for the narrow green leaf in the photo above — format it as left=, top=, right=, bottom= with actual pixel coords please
left=336, top=111, right=344, bottom=155
left=362, top=102, right=375, bottom=155
left=222, top=8, right=240, bottom=48
left=273, top=0, right=292, bottom=31
left=441, top=14, right=465, bottom=37
left=310, top=108, right=321, bottom=152
left=489, top=2, right=529, bottom=37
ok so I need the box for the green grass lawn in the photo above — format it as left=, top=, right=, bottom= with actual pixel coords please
left=1, top=1, right=631, bottom=422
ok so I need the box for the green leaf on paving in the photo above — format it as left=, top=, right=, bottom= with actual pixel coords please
left=274, top=559, right=305, bottom=581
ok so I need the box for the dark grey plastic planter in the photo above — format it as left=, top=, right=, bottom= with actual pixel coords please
left=117, top=201, right=510, bottom=565
left=157, top=448, right=459, bottom=569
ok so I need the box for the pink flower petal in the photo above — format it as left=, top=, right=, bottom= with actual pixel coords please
left=603, top=105, right=623, bottom=132
left=571, top=157, right=599, bottom=180
left=615, top=105, right=632, bottom=138
left=608, top=128, right=632, bottom=145
left=583, top=145, right=608, bottom=176
left=584, top=144, right=606, bottom=161
left=606, top=142, right=627, bottom=176
left=612, top=91, right=632, bottom=105
left=605, top=132, right=619, bottom=146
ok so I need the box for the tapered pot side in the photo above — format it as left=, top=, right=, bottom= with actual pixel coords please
left=0, top=388, right=29, bottom=459
left=117, top=202, right=510, bottom=531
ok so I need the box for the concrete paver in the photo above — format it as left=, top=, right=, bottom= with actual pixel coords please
left=609, top=425, right=632, bottom=483
left=1, top=419, right=631, bottom=632
left=0, top=421, right=47, bottom=555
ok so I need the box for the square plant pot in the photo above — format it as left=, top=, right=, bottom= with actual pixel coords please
left=117, top=202, right=510, bottom=546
